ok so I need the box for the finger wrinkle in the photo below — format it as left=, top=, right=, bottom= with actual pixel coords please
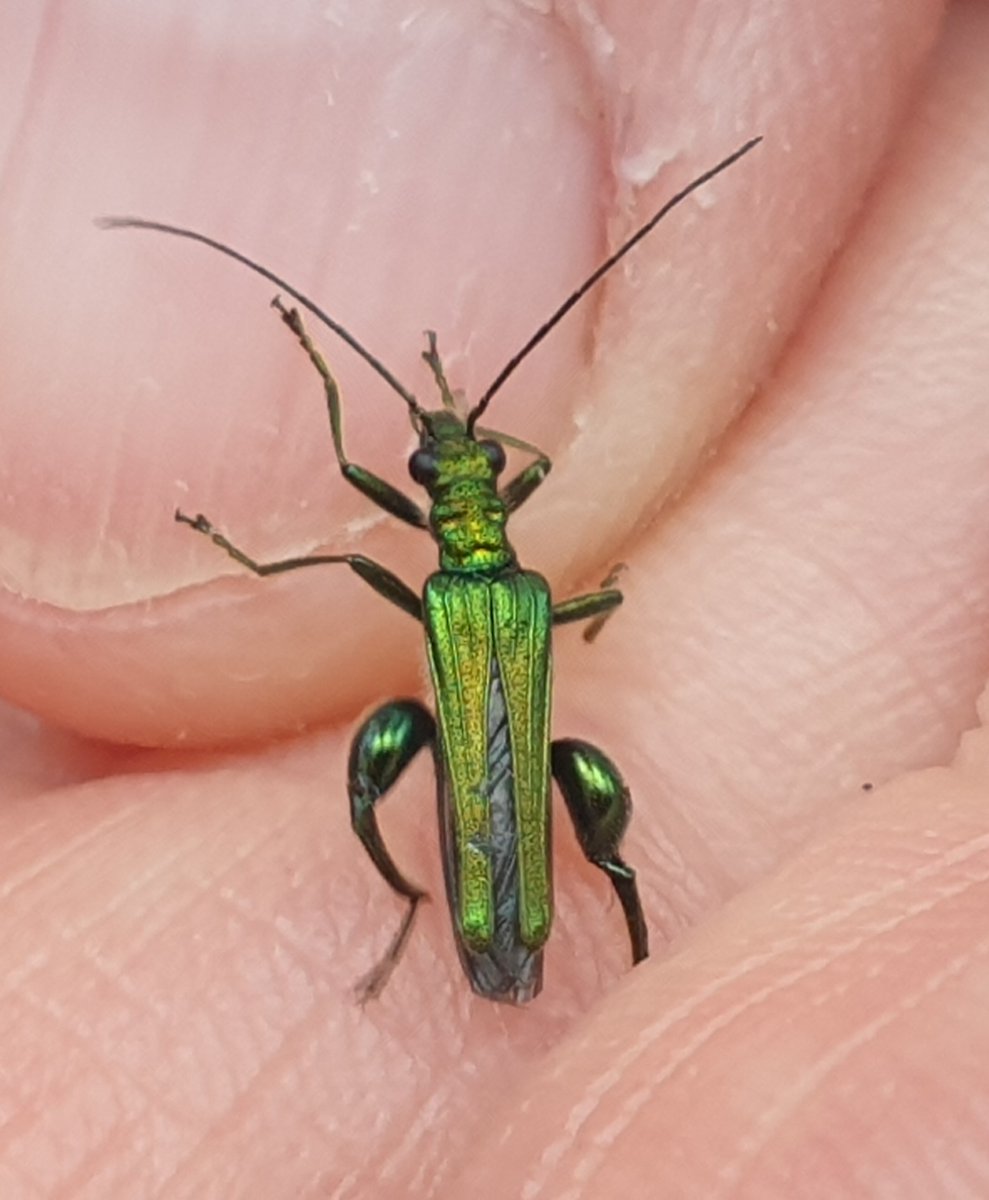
left=548, top=865, right=989, bottom=1196
left=712, top=934, right=989, bottom=1196
left=149, top=998, right=375, bottom=1198
left=522, top=822, right=989, bottom=1192
left=759, top=523, right=961, bottom=736
left=0, top=779, right=303, bottom=1006
left=106, top=800, right=307, bottom=961
left=0, top=803, right=140, bottom=903
left=16, top=986, right=190, bottom=1130
left=0, top=992, right=174, bottom=1192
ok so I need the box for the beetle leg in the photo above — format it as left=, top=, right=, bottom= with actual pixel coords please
left=420, top=330, right=457, bottom=410
left=499, top=453, right=552, bottom=513
left=349, top=700, right=436, bottom=1001
left=272, top=298, right=428, bottom=529
left=551, top=562, right=626, bottom=642
left=475, top=426, right=552, bottom=513
left=551, top=738, right=648, bottom=965
left=174, top=510, right=423, bottom=621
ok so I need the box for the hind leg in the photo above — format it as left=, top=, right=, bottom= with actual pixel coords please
left=552, top=738, right=648, bottom=964
left=349, top=700, right=436, bottom=1001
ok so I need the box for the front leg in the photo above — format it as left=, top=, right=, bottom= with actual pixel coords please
left=272, top=299, right=428, bottom=529
left=176, top=510, right=423, bottom=621
left=552, top=738, right=648, bottom=965
left=475, top=426, right=552, bottom=513
left=349, top=700, right=437, bottom=1001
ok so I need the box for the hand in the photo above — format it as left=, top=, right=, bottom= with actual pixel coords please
left=1, top=3, right=984, bottom=1197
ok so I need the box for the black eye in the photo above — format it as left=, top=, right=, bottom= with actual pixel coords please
left=409, top=447, right=438, bottom=486
left=479, top=439, right=506, bottom=475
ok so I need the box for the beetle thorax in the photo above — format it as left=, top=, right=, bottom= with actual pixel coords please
left=411, top=411, right=516, bottom=574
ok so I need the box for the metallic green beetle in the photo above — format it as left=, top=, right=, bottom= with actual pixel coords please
left=102, top=137, right=760, bottom=1003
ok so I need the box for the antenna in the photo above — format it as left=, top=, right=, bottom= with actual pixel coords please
left=96, top=217, right=424, bottom=419
left=466, top=135, right=762, bottom=433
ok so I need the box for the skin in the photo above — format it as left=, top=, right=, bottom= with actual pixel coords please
left=1, top=1, right=988, bottom=1196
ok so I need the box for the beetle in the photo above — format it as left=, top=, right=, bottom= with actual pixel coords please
left=101, top=136, right=760, bottom=1003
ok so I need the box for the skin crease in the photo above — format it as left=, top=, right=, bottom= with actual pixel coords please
left=4, top=0, right=989, bottom=1197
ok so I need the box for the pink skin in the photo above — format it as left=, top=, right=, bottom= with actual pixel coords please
left=1, top=1, right=988, bottom=1196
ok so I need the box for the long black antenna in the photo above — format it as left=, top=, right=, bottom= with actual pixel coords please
left=96, top=217, right=424, bottom=419
left=466, top=135, right=762, bottom=434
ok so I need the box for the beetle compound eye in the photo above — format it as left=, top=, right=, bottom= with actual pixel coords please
left=479, top=440, right=506, bottom=475
left=409, top=447, right=439, bottom=485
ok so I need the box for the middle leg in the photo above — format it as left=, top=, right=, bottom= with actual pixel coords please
left=551, top=562, right=626, bottom=642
